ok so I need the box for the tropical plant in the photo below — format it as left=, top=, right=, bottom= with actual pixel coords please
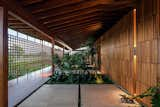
left=52, top=54, right=61, bottom=66
left=131, top=83, right=160, bottom=107
left=70, top=53, right=87, bottom=70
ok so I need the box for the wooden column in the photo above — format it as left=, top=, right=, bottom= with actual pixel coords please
left=133, top=9, right=137, bottom=94
left=0, top=5, right=8, bottom=107
left=51, top=40, right=55, bottom=74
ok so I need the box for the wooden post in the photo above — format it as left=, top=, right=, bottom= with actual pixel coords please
left=51, top=40, right=55, bottom=74
left=133, top=9, right=137, bottom=94
left=0, top=5, right=8, bottom=107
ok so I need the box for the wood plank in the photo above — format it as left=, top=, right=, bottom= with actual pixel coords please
left=98, top=0, right=160, bottom=106
left=45, top=13, right=102, bottom=27
left=52, top=22, right=106, bottom=34
left=37, top=6, right=128, bottom=21
left=27, top=0, right=83, bottom=13
left=38, top=7, right=101, bottom=21
left=21, top=0, right=44, bottom=6
left=49, top=19, right=101, bottom=31
left=0, top=0, right=53, bottom=41
left=42, top=11, right=102, bottom=25
left=33, top=1, right=134, bottom=18
left=0, top=6, right=8, bottom=107
left=31, top=0, right=133, bottom=14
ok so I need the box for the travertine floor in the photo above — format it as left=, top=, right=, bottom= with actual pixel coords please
left=18, top=84, right=140, bottom=107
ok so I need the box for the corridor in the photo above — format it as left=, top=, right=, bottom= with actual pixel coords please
left=18, top=84, right=140, bottom=107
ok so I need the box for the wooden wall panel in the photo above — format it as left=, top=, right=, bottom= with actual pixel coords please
left=98, top=0, right=160, bottom=106
left=157, top=0, right=160, bottom=84
left=136, top=0, right=159, bottom=105
left=100, top=11, right=134, bottom=94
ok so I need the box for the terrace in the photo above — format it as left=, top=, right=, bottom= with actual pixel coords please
left=0, top=0, right=159, bottom=107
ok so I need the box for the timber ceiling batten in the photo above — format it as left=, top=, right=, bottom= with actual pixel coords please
left=5, top=0, right=136, bottom=49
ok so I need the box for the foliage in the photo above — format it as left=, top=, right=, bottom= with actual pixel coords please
left=69, top=52, right=87, bottom=70
left=52, top=36, right=98, bottom=71
left=47, top=71, right=113, bottom=84
left=81, top=36, right=97, bottom=56
left=60, top=54, right=72, bottom=70
left=52, top=54, right=61, bottom=66
left=54, top=52, right=87, bottom=70
left=82, top=36, right=96, bottom=48
left=132, top=83, right=160, bottom=107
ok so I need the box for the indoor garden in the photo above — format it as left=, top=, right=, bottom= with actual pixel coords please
left=48, top=37, right=113, bottom=84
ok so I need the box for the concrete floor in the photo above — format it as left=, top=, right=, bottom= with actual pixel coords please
left=18, top=84, right=140, bottom=107
left=18, top=85, right=78, bottom=107
left=9, top=66, right=52, bottom=107
left=81, top=84, right=140, bottom=107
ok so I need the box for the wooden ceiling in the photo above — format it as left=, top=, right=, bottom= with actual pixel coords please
left=8, top=14, right=51, bottom=41
left=7, top=0, right=136, bottom=49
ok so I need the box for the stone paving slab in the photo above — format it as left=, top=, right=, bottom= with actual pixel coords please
left=81, top=84, right=140, bottom=107
left=18, top=84, right=140, bottom=107
left=18, top=85, right=78, bottom=107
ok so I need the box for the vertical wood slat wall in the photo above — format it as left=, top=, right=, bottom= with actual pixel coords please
left=136, top=0, right=159, bottom=105
left=100, top=11, right=134, bottom=94
left=98, top=0, right=159, bottom=106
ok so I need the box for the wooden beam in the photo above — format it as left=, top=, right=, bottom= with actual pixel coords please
left=50, top=24, right=101, bottom=34
left=45, top=13, right=102, bottom=27
left=28, top=0, right=83, bottom=13
left=21, top=0, right=44, bottom=6
left=8, top=22, right=25, bottom=25
left=31, top=0, right=133, bottom=14
left=0, top=0, right=54, bottom=41
left=33, top=1, right=102, bottom=18
left=10, top=28, right=52, bottom=42
left=39, top=6, right=101, bottom=20
left=52, top=22, right=102, bottom=33
left=41, top=8, right=101, bottom=24
left=38, top=7, right=123, bottom=22
left=0, top=5, right=8, bottom=107
left=32, top=0, right=134, bottom=18
left=49, top=18, right=115, bottom=32
left=8, top=20, right=22, bottom=23
left=48, top=17, right=101, bottom=29
left=9, top=25, right=31, bottom=28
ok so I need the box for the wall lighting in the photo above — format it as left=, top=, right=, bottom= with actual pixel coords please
left=133, top=47, right=136, bottom=56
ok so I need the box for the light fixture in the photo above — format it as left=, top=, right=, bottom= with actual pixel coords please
left=86, top=23, right=102, bottom=31
left=133, top=47, right=136, bottom=56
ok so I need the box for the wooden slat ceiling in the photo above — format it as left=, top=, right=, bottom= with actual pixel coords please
left=8, top=0, right=136, bottom=49
left=8, top=14, right=52, bottom=42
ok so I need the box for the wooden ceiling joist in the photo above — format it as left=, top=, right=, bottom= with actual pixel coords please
left=27, top=0, right=84, bottom=13
left=0, top=0, right=54, bottom=41
left=32, top=2, right=102, bottom=18
left=3, top=0, right=136, bottom=49
left=21, top=0, right=44, bottom=6
left=49, top=19, right=101, bottom=31
left=46, top=14, right=102, bottom=28
left=42, top=10, right=102, bottom=25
